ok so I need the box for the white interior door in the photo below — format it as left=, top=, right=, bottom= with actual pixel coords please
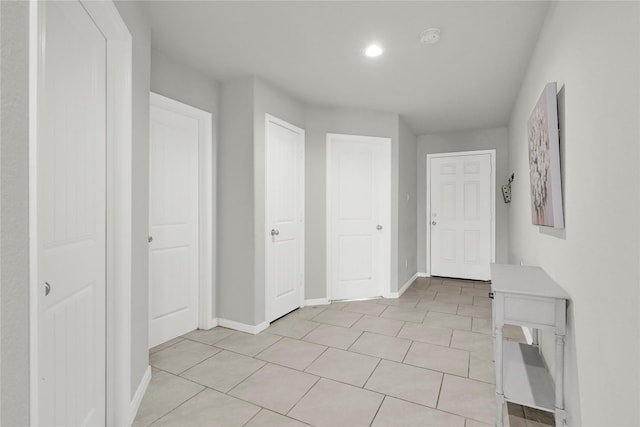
left=149, top=99, right=200, bottom=347
left=429, top=153, right=493, bottom=280
left=36, top=2, right=107, bottom=424
left=266, top=115, right=305, bottom=323
left=328, top=134, right=391, bottom=301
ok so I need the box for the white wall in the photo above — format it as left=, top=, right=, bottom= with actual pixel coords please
left=398, top=119, right=418, bottom=289
left=150, top=48, right=221, bottom=319
left=417, top=128, right=510, bottom=273
left=113, top=0, right=151, bottom=398
left=507, top=2, right=639, bottom=425
left=0, top=2, right=30, bottom=424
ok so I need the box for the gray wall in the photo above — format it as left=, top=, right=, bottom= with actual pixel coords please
left=397, top=119, right=418, bottom=288
left=113, top=0, right=151, bottom=397
left=304, top=106, right=400, bottom=299
left=151, top=49, right=221, bottom=119
left=217, top=78, right=256, bottom=324
left=417, top=128, right=510, bottom=273
left=150, top=48, right=221, bottom=319
left=253, top=78, right=306, bottom=321
left=507, top=2, right=639, bottom=425
left=218, top=76, right=306, bottom=325
left=0, top=2, right=30, bottom=424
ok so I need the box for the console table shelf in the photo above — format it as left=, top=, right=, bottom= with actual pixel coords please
left=491, top=264, right=569, bottom=427
left=503, top=341, right=555, bottom=412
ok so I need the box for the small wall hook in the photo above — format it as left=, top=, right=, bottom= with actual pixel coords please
left=502, top=173, right=515, bottom=204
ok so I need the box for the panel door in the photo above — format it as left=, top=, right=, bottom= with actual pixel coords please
left=266, top=117, right=305, bottom=322
left=37, top=2, right=107, bottom=424
left=430, top=154, right=492, bottom=280
left=329, top=135, right=391, bottom=300
left=148, top=102, right=199, bottom=347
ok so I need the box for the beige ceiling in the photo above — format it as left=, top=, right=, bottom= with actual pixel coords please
left=145, top=1, right=549, bottom=135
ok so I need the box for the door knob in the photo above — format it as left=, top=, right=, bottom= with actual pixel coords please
left=270, top=229, right=280, bottom=236
left=148, top=236, right=153, bottom=243
left=45, top=282, right=51, bottom=296
left=376, top=225, right=383, bottom=231
left=431, top=221, right=437, bottom=226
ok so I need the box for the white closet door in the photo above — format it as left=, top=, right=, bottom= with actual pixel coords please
left=37, top=1, right=107, bottom=424
left=265, top=116, right=305, bottom=322
left=148, top=101, right=200, bottom=348
left=328, top=134, right=391, bottom=301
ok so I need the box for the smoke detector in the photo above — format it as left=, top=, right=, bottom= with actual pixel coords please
left=420, top=28, right=441, bottom=44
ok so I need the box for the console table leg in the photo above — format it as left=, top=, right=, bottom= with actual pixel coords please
left=495, top=325, right=504, bottom=427
left=495, top=392, right=505, bottom=427
left=555, top=334, right=566, bottom=427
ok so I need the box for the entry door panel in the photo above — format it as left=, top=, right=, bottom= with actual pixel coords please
left=37, top=2, right=107, bottom=424
left=266, top=117, right=304, bottom=322
left=329, top=135, right=390, bottom=300
left=430, top=154, right=492, bottom=280
left=149, top=103, right=199, bottom=347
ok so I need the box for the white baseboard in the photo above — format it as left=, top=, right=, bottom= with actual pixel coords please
left=398, top=273, right=419, bottom=297
left=417, top=272, right=429, bottom=278
left=199, top=317, right=219, bottom=330
left=217, top=318, right=269, bottom=335
left=303, top=298, right=330, bottom=306
left=129, top=365, right=151, bottom=425
left=384, top=272, right=420, bottom=299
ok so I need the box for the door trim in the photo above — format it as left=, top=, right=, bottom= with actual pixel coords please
left=150, top=92, right=215, bottom=332
left=425, top=149, right=496, bottom=278
left=264, top=114, right=305, bottom=322
left=28, top=1, right=133, bottom=425
left=326, top=133, right=392, bottom=301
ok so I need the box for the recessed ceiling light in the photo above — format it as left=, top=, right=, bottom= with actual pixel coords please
left=364, top=44, right=383, bottom=57
left=420, top=28, right=441, bottom=44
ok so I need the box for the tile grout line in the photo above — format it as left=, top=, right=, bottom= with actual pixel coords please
left=283, top=374, right=322, bottom=418
left=361, top=357, right=383, bottom=390
left=368, top=394, right=387, bottom=427
left=147, top=388, right=208, bottom=427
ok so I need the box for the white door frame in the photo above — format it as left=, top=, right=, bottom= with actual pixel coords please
left=425, top=149, right=496, bottom=277
left=326, top=133, right=392, bottom=301
left=29, top=1, right=133, bottom=425
left=264, top=114, right=305, bottom=321
left=150, top=92, right=215, bottom=331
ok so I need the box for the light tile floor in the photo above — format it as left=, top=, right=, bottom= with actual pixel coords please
left=135, top=277, right=553, bottom=427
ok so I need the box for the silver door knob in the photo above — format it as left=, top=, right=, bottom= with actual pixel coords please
left=376, top=225, right=383, bottom=230
left=148, top=236, right=153, bottom=243
left=45, top=282, right=51, bottom=296
left=270, top=229, right=280, bottom=236
left=431, top=221, right=437, bottom=226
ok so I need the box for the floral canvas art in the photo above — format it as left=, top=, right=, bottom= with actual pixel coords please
left=527, top=82, right=564, bottom=228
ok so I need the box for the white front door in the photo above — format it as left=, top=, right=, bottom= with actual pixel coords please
left=429, top=153, right=493, bottom=280
left=36, top=1, right=107, bottom=424
left=328, top=134, right=391, bottom=301
left=148, top=97, right=200, bottom=347
left=265, top=115, right=305, bottom=323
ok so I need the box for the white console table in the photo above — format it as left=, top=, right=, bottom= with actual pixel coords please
left=491, top=264, right=569, bottom=427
